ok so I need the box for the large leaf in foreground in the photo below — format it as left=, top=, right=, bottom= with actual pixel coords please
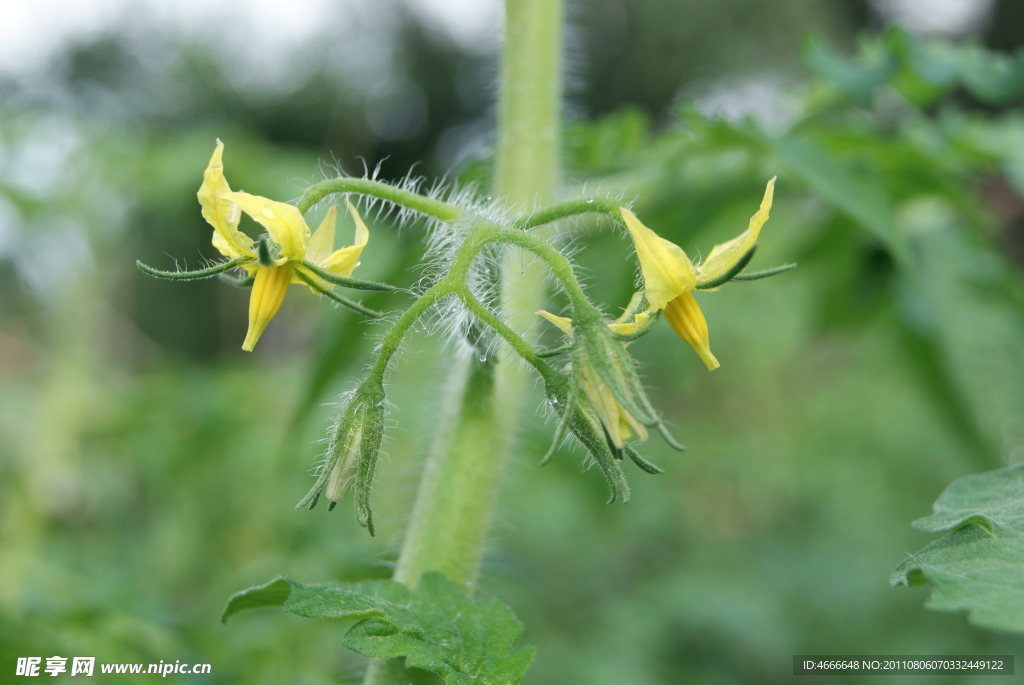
left=223, top=572, right=534, bottom=685
left=892, top=464, right=1024, bottom=632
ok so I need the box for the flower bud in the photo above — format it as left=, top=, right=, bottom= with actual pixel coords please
left=542, top=379, right=631, bottom=504
left=575, top=315, right=659, bottom=433
left=296, top=381, right=388, bottom=536
left=325, top=406, right=364, bottom=509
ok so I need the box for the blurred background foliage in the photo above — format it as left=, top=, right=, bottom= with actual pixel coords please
left=3, top=0, right=1024, bottom=682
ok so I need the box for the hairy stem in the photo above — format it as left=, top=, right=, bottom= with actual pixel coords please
left=297, top=178, right=463, bottom=219
left=364, top=0, right=564, bottom=682
left=459, top=292, right=560, bottom=385
left=518, top=197, right=624, bottom=229
left=368, top=283, right=451, bottom=383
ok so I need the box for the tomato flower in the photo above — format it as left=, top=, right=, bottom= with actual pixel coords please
left=197, top=140, right=370, bottom=351
left=620, top=177, right=775, bottom=369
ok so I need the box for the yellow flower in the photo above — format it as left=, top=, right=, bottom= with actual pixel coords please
left=619, top=177, right=775, bottom=370
left=197, top=140, right=370, bottom=351
left=536, top=310, right=649, bottom=448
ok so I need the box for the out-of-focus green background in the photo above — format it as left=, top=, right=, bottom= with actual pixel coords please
left=4, top=0, right=1024, bottom=682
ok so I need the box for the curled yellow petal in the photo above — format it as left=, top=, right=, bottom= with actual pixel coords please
left=696, top=177, right=775, bottom=285
left=663, top=292, right=719, bottom=370
left=318, top=201, right=370, bottom=278
left=242, top=264, right=293, bottom=352
left=620, top=207, right=696, bottom=312
left=198, top=140, right=253, bottom=259
left=220, top=191, right=310, bottom=263
left=607, top=311, right=649, bottom=336
left=608, top=293, right=650, bottom=335
left=537, top=309, right=574, bottom=335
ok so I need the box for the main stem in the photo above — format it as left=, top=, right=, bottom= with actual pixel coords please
left=363, top=0, right=562, bottom=682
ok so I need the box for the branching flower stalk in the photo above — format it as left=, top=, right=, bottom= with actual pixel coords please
left=138, top=1, right=793, bottom=682
left=138, top=148, right=787, bottom=524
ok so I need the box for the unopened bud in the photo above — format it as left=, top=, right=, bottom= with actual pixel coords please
left=325, top=407, right=364, bottom=508
left=576, top=316, right=658, bottom=431
left=295, top=380, right=388, bottom=536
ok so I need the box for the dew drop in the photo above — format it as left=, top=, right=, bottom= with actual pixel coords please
left=586, top=198, right=594, bottom=204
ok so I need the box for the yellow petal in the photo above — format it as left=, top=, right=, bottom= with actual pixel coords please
left=537, top=309, right=574, bottom=335
left=197, top=140, right=253, bottom=259
left=220, top=191, right=310, bottom=263
left=317, top=201, right=370, bottom=278
left=295, top=205, right=340, bottom=291
left=607, top=322, right=637, bottom=335
left=614, top=291, right=645, bottom=324
left=305, top=205, right=338, bottom=265
left=696, top=177, right=775, bottom=285
left=607, top=293, right=650, bottom=334
left=607, top=311, right=649, bottom=336
left=620, top=208, right=696, bottom=311
left=242, top=264, right=293, bottom=351
left=663, top=292, right=719, bottom=370
left=580, top=361, right=648, bottom=448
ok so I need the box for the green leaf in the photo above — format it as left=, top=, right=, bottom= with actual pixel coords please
left=222, top=576, right=411, bottom=623
left=223, top=572, right=535, bottom=685
left=892, top=464, right=1024, bottom=633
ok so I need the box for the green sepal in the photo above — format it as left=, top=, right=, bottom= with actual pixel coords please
left=257, top=238, right=278, bottom=267
left=655, top=422, right=686, bottom=452
left=218, top=273, right=255, bottom=288
left=731, top=262, right=798, bottom=282
left=695, top=246, right=756, bottom=290
left=574, top=406, right=631, bottom=504
left=136, top=256, right=248, bottom=280
left=539, top=358, right=581, bottom=466
left=537, top=343, right=573, bottom=358
left=299, top=261, right=398, bottom=292
left=623, top=446, right=665, bottom=475
left=354, top=383, right=387, bottom=537
left=294, top=270, right=385, bottom=318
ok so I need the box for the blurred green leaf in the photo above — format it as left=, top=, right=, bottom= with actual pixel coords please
left=901, top=203, right=1024, bottom=455
left=803, top=34, right=898, bottom=103
left=770, top=133, right=908, bottom=266
left=564, top=107, right=652, bottom=175
left=892, top=464, right=1024, bottom=633
left=224, top=572, right=534, bottom=685
left=953, top=45, right=1024, bottom=105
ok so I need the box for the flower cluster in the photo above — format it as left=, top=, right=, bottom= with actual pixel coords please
left=538, top=178, right=777, bottom=452
left=139, top=142, right=789, bottom=525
